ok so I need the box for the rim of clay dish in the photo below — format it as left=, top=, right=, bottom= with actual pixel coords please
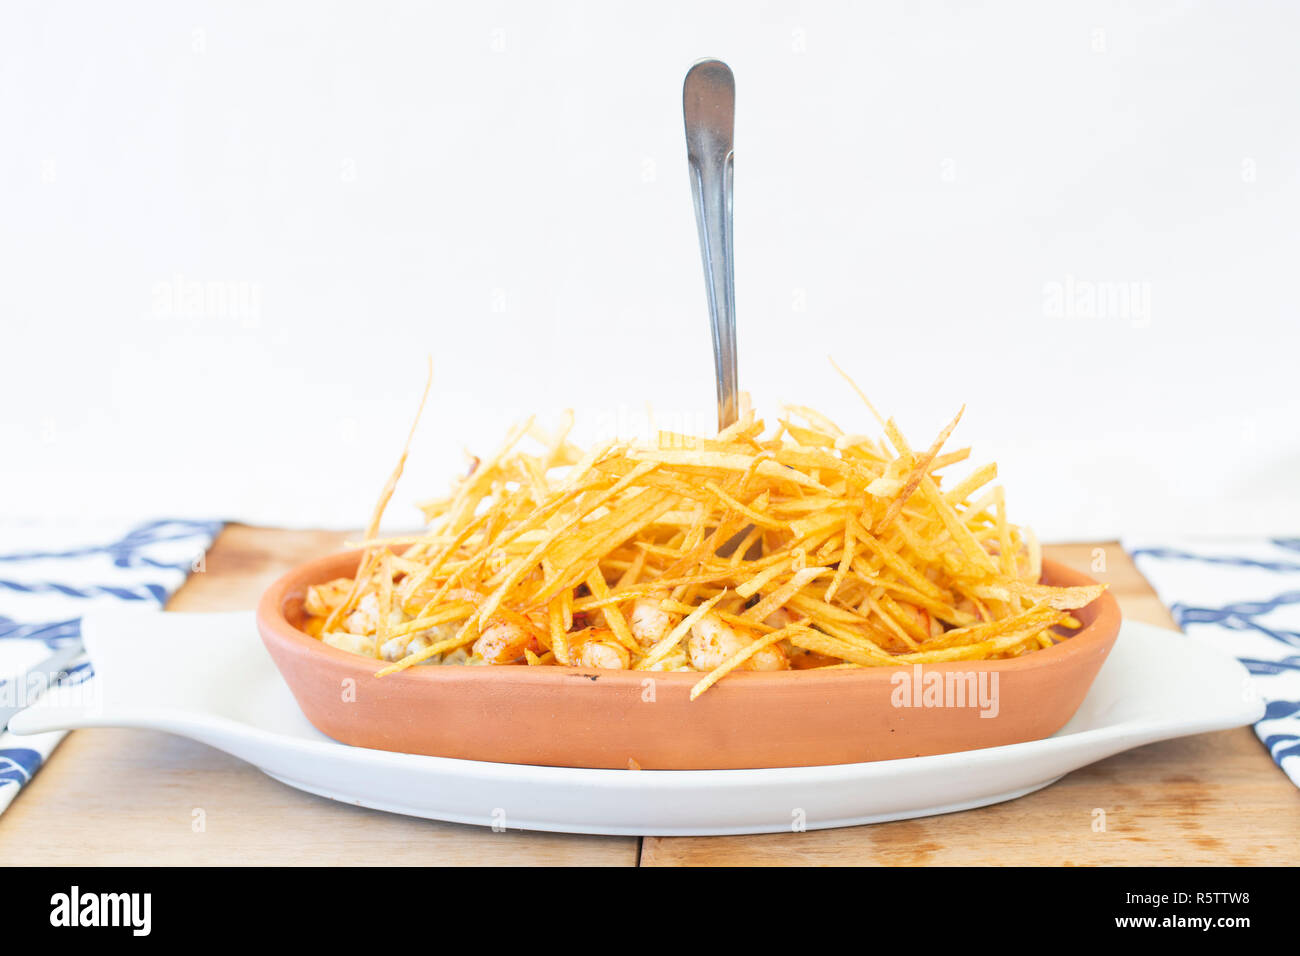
left=257, top=550, right=1122, bottom=688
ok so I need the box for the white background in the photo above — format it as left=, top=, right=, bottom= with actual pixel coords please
left=2, top=1, right=1297, bottom=540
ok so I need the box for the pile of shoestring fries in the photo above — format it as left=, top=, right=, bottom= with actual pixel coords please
left=300, top=369, right=1105, bottom=699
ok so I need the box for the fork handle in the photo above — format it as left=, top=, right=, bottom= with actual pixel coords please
left=683, top=59, right=738, bottom=433
left=0, top=640, right=84, bottom=732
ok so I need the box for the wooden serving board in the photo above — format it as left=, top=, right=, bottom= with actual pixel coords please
left=0, top=527, right=1295, bottom=866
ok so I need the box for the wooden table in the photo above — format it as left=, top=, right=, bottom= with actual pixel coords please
left=2, top=526, right=1295, bottom=866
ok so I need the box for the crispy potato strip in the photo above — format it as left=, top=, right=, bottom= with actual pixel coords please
left=302, top=367, right=1106, bottom=697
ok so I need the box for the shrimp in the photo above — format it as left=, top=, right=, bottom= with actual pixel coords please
left=343, top=593, right=381, bottom=636
left=379, top=621, right=459, bottom=663
left=762, top=607, right=797, bottom=630
left=629, top=591, right=678, bottom=648
left=472, top=610, right=543, bottom=664
left=790, top=651, right=841, bottom=670
left=322, top=631, right=375, bottom=657
left=304, top=577, right=354, bottom=618
left=567, top=627, right=632, bottom=670
left=380, top=632, right=424, bottom=662
left=687, top=612, right=788, bottom=672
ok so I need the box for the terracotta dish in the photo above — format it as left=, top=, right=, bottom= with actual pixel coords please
left=257, top=552, right=1120, bottom=770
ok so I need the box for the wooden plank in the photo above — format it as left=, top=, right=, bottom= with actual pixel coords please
left=640, top=728, right=1299, bottom=866
left=0, top=727, right=632, bottom=866
left=640, top=541, right=1300, bottom=865
left=0, top=525, right=638, bottom=866
left=2, top=529, right=1293, bottom=865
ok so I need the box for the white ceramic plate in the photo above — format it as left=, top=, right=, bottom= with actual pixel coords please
left=11, top=608, right=1263, bottom=836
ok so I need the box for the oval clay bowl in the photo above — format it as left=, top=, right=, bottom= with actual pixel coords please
left=257, top=552, right=1121, bottom=770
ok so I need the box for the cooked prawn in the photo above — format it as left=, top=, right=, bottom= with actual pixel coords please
left=762, top=607, right=797, bottom=629
left=343, top=592, right=381, bottom=636
left=473, top=610, right=543, bottom=664
left=687, top=612, right=788, bottom=672
left=379, top=621, right=459, bottom=663
left=322, top=631, right=375, bottom=656
left=567, top=627, right=632, bottom=670
left=629, top=591, right=678, bottom=648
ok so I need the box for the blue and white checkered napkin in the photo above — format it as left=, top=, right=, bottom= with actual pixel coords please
left=1124, top=537, right=1300, bottom=787
left=0, top=519, right=221, bottom=814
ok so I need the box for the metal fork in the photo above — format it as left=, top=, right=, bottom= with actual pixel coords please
left=0, top=640, right=84, bottom=733
left=683, top=58, right=738, bottom=433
